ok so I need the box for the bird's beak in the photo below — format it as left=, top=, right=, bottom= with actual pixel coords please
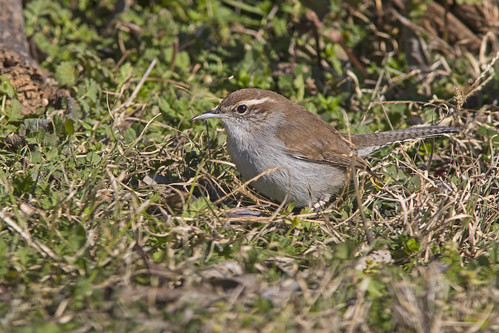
left=191, top=108, right=221, bottom=121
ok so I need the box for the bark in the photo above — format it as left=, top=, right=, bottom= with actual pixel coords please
left=0, top=0, right=31, bottom=63
left=0, top=0, right=63, bottom=115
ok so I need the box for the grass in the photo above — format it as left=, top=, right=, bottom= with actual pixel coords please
left=1, top=0, right=498, bottom=331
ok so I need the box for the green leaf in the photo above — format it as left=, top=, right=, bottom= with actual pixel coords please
left=13, top=173, right=36, bottom=196
left=118, top=63, right=133, bottom=87
left=65, top=118, right=74, bottom=135
left=5, top=99, right=23, bottom=121
left=0, top=237, right=8, bottom=276
left=33, top=32, right=57, bottom=57
left=477, top=125, right=499, bottom=147
left=0, top=76, right=16, bottom=97
left=405, top=238, right=421, bottom=253
left=222, top=0, right=265, bottom=15
left=237, top=69, right=251, bottom=87
left=272, top=17, right=287, bottom=37
left=293, top=74, right=305, bottom=102
left=175, top=51, right=191, bottom=68
left=85, top=78, right=100, bottom=103
left=124, top=127, right=137, bottom=144
left=85, top=151, right=101, bottom=165
left=55, top=62, right=76, bottom=85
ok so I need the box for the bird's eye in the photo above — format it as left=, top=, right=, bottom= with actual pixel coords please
left=236, top=104, right=248, bottom=114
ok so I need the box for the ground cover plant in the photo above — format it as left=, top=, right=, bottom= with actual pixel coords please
left=0, top=0, right=498, bottom=331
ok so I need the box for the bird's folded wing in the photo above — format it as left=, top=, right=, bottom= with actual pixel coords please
left=276, top=119, right=368, bottom=170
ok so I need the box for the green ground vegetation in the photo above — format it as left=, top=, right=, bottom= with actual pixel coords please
left=1, top=0, right=498, bottom=331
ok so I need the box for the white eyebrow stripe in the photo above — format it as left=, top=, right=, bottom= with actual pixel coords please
left=239, top=97, right=273, bottom=106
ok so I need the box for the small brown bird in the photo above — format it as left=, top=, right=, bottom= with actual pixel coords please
left=193, top=88, right=460, bottom=207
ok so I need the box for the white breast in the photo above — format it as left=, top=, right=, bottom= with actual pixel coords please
left=224, top=127, right=346, bottom=207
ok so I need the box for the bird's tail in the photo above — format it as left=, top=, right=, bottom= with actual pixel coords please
left=349, top=126, right=461, bottom=157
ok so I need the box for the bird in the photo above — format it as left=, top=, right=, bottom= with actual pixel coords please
left=192, top=88, right=460, bottom=207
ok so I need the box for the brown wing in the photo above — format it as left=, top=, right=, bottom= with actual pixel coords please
left=276, top=107, right=368, bottom=170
